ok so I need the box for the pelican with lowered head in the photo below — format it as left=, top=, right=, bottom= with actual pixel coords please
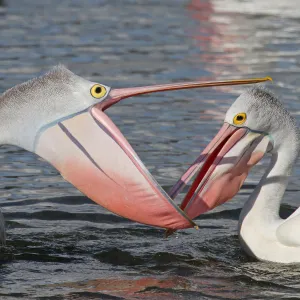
left=0, top=65, right=270, bottom=244
left=169, top=86, right=300, bottom=264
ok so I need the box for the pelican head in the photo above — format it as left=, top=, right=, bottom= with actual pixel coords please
left=225, top=86, right=300, bottom=154
left=1, top=66, right=271, bottom=230
left=1, top=66, right=111, bottom=151
left=173, top=85, right=300, bottom=222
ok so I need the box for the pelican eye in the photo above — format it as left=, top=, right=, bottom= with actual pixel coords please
left=233, top=113, right=247, bottom=125
left=90, top=84, right=107, bottom=99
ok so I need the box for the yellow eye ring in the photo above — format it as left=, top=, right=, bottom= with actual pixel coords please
left=233, top=113, right=247, bottom=125
left=90, top=84, right=107, bottom=99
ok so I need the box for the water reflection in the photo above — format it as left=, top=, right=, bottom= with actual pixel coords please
left=188, top=0, right=300, bottom=86
left=53, top=277, right=190, bottom=300
left=187, top=0, right=242, bottom=79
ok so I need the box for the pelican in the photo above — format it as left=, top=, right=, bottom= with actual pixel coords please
left=0, top=65, right=269, bottom=245
left=168, top=85, right=300, bottom=263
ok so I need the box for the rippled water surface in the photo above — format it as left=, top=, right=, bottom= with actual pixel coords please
left=2, top=0, right=300, bottom=299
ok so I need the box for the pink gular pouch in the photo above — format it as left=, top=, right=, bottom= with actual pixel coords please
left=35, top=75, right=271, bottom=230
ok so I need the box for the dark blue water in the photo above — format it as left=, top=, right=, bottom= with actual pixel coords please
left=1, top=0, right=300, bottom=299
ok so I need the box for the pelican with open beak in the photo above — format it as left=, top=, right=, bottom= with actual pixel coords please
left=168, top=85, right=300, bottom=263
left=0, top=66, right=270, bottom=242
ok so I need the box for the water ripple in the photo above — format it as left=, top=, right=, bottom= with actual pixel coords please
left=1, top=0, right=300, bottom=299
